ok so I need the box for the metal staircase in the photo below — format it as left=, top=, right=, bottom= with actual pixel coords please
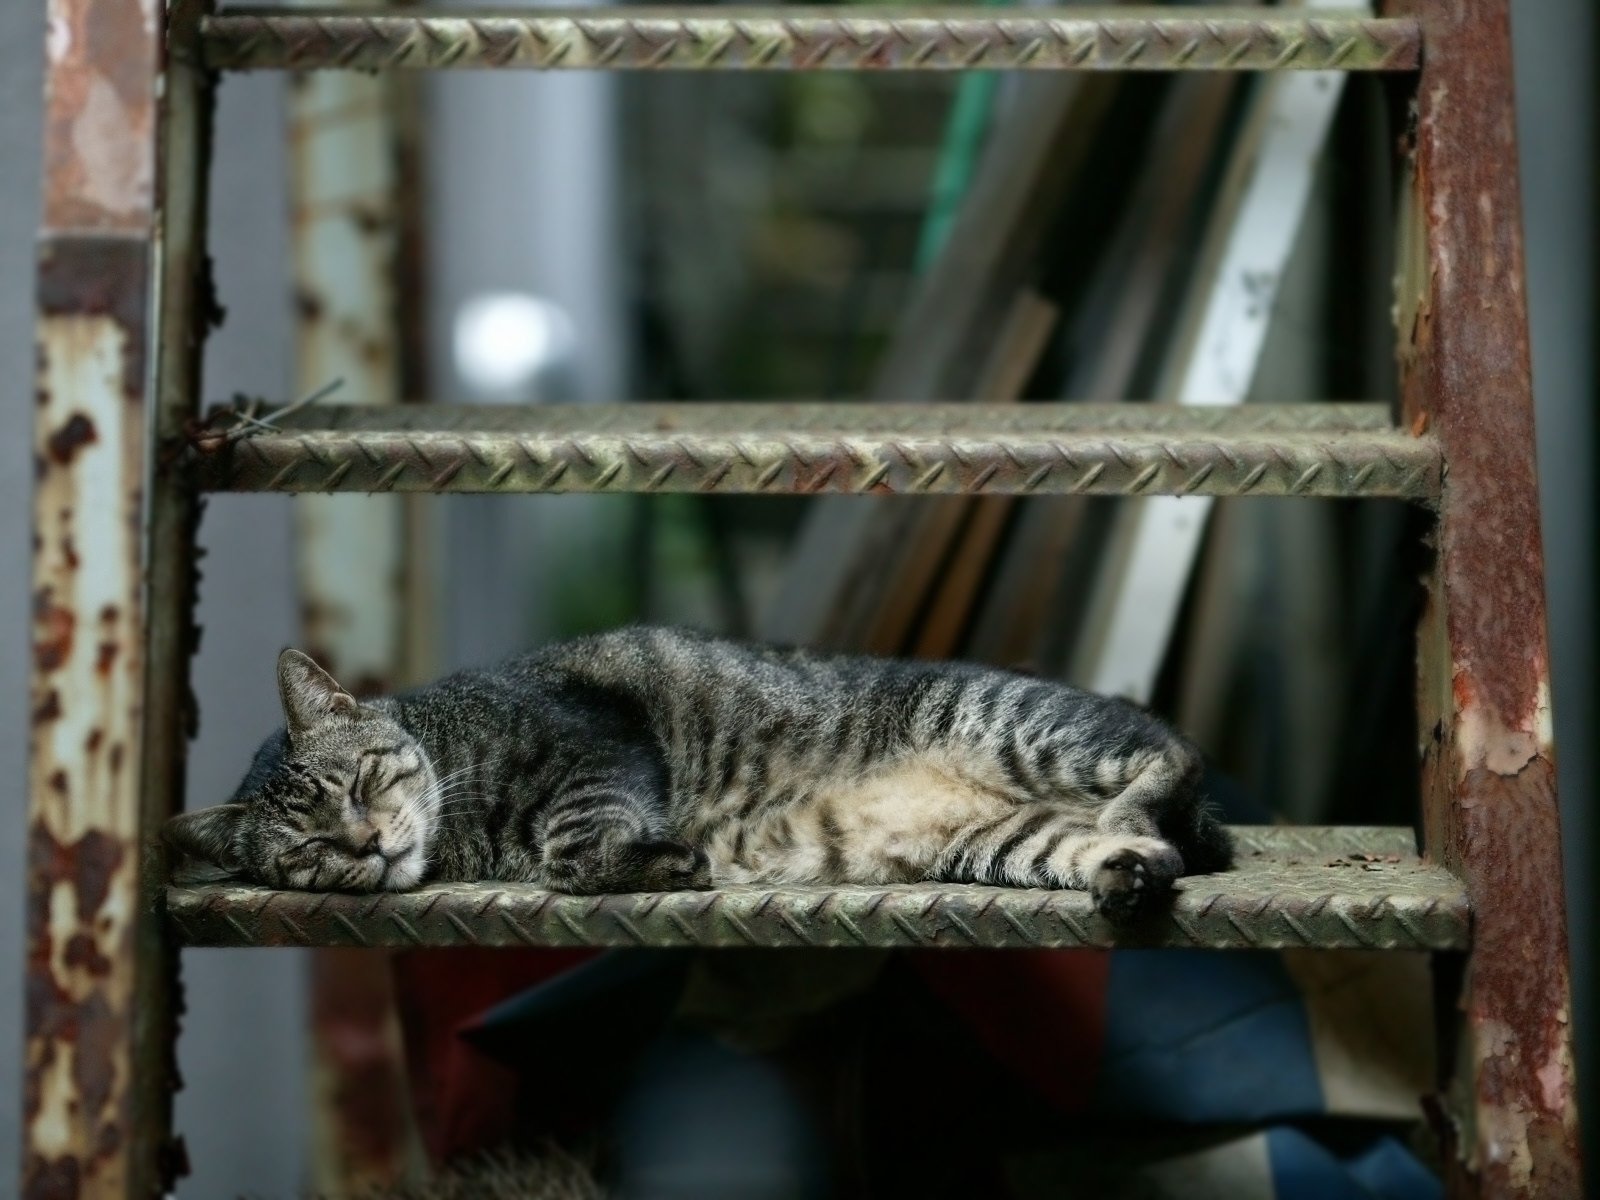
left=26, top=4, right=1579, bottom=1198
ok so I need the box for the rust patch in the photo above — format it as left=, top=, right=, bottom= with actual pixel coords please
left=1454, top=756, right=1580, bottom=1197
left=45, top=413, right=99, bottom=466
left=24, top=821, right=133, bottom=1197
left=33, top=690, right=62, bottom=725
left=24, top=1155, right=82, bottom=1200
left=1389, top=0, right=1583, bottom=1191
left=158, top=1135, right=190, bottom=1184
left=71, top=830, right=125, bottom=923
left=40, top=0, right=157, bottom=234
left=349, top=203, right=386, bottom=236
left=62, top=934, right=111, bottom=978
left=1390, top=0, right=1546, bottom=735
left=37, top=238, right=152, bottom=399
left=71, top=990, right=120, bottom=1129
left=34, top=591, right=76, bottom=672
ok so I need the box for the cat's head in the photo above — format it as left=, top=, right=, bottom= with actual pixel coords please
left=163, top=649, right=439, bottom=892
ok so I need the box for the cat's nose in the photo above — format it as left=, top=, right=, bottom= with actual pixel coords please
left=347, top=823, right=382, bottom=856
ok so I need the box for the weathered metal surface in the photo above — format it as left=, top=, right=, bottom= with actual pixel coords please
left=201, top=9, right=1421, bottom=73
left=30, top=235, right=156, bottom=1200
left=166, top=827, right=1469, bottom=952
left=27, top=0, right=207, bottom=1195
left=1385, top=0, right=1582, bottom=1195
left=40, top=0, right=158, bottom=232
left=285, top=7, right=429, bottom=1190
left=188, top=403, right=1439, bottom=498
left=287, top=21, right=412, bottom=693
left=138, top=1, right=218, bottom=1197
left=204, top=400, right=1400, bottom=434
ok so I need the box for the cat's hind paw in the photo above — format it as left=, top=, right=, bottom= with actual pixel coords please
left=1090, top=843, right=1179, bottom=919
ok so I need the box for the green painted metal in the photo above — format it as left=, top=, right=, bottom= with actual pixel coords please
left=201, top=9, right=1422, bottom=73
left=187, top=402, right=1439, bottom=499
left=165, top=826, right=1469, bottom=951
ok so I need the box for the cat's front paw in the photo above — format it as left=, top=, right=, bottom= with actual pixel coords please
left=1091, top=844, right=1179, bottom=919
left=636, top=841, right=714, bottom=892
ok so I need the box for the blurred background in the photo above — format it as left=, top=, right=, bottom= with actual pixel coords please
left=2, top=1, right=1594, bottom=1196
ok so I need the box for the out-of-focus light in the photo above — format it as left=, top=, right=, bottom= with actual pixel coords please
left=452, top=292, right=577, bottom=402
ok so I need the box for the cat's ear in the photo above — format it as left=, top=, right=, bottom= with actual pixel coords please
left=163, top=804, right=246, bottom=875
left=277, top=648, right=357, bottom=735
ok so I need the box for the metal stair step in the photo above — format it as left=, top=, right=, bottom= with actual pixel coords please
left=189, top=401, right=1439, bottom=499
left=202, top=8, right=1422, bottom=74
left=165, top=826, right=1469, bottom=951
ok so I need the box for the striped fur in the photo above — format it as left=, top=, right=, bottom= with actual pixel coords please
left=164, top=628, right=1234, bottom=916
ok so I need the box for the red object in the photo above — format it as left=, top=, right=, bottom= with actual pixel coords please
left=391, top=947, right=599, bottom=1160
left=907, top=950, right=1110, bottom=1112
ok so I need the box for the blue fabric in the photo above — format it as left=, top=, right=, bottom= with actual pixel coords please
left=1345, top=1135, right=1445, bottom=1200
left=1266, top=1129, right=1442, bottom=1200
left=1096, top=950, right=1324, bottom=1122
left=613, top=1032, right=827, bottom=1200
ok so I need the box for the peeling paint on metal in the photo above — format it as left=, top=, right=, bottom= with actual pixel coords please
left=28, top=0, right=214, bottom=1193
left=1387, top=0, right=1584, bottom=1193
left=27, top=236, right=150, bottom=1198
left=41, top=0, right=158, bottom=234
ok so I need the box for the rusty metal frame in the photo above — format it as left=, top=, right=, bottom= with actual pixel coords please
left=1386, top=0, right=1583, bottom=1195
left=201, top=8, right=1422, bottom=73
left=26, top=0, right=214, bottom=1196
left=166, top=827, right=1468, bottom=952
left=189, top=402, right=1441, bottom=499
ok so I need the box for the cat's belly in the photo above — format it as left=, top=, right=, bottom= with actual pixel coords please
left=702, top=755, right=1013, bottom=886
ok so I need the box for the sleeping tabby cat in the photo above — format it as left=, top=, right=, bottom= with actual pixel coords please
left=164, top=627, right=1233, bottom=915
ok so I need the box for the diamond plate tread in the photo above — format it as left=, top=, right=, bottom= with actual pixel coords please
left=189, top=403, right=1438, bottom=499
left=202, top=9, right=1421, bottom=74
left=167, top=826, right=1469, bottom=951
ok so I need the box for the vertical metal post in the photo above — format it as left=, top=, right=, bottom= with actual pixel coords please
left=26, top=0, right=213, bottom=1196
left=1388, top=0, right=1583, bottom=1194
left=284, top=1, right=428, bottom=1190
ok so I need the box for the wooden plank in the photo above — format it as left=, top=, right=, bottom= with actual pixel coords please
left=1068, top=1, right=1351, bottom=702
left=758, top=72, right=1118, bottom=649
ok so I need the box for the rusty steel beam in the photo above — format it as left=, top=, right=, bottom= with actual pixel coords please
left=201, top=8, right=1422, bottom=73
left=27, top=1, right=214, bottom=1197
left=164, top=826, right=1470, bottom=952
left=1386, top=0, right=1583, bottom=1196
left=186, top=403, right=1440, bottom=499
